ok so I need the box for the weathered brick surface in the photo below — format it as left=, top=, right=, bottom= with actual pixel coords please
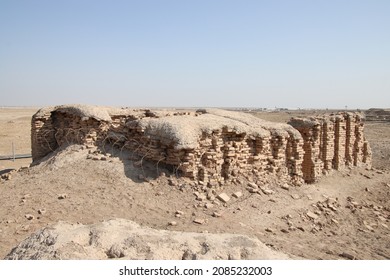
left=31, top=106, right=371, bottom=184
left=288, top=112, right=372, bottom=183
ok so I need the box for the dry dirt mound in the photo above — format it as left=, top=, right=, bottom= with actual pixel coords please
left=4, top=218, right=291, bottom=260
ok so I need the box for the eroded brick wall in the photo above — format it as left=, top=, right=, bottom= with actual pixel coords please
left=288, top=113, right=372, bottom=183
left=31, top=107, right=371, bottom=185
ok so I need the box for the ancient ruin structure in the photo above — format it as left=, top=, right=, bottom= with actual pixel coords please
left=31, top=105, right=372, bottom=185
left=288, top=113, right=372, bottom=183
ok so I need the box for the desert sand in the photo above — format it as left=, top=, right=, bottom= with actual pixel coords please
left=0, top=107, right=389, bottom=260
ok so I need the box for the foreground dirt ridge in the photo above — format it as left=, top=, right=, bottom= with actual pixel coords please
left=5, top=219, right=291, bottom=260
left=31, top=105, right=371, bottom=185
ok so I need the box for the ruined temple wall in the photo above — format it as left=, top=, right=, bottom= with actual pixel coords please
left=31, top=110, right=57, bottom=160
left=31, top=106, right=371, bottom=185
left=321, top=120, right=335, bottom=170
left=289, top=112, right=371, bottom=182
left=111, top=123, right=304, bottom=185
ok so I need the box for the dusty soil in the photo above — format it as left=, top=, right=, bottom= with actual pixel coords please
left=0, top=108, right=389, bottom=260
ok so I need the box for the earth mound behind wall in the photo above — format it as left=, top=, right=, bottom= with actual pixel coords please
left=4, top=219, right=291, bottom=260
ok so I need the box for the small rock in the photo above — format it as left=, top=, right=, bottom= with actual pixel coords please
left=281, top=229, right=289, bottom=233
left=204, top=203, right=214, bottom=209
left=196, top=193, right=207, bottom=201
left=168, top=221, right=177, bottom=226
left=281, top=184, right=290, bottom=190
left=58, top=194, right=68, bottom=200
left=291, top=194, right=300, bottom=200
left=232, top=192, right=242, bottom=198
left=168, top=179, right=177, bottom=186
left=193, top=219, right=205, bottom=225
left=307, top=211, right=319, bottom=220
left=297, top=226, right=305, bottom=232
left=331, top=218, right=339, bottom=225
left=175, top=210, right=184, bottom=215
left=247, top=182, right=258, bottom=189
left=37, top=209, right=46, bottom=215
left=364, top=224, right=375, bottom=232
left=261, top=188, right=274, bottom=195
left=248, top=188, right=259, bottom=194
left=217, top=193, right=230, bottom=203
left=265, top=228, right=274, bottom=233
left=212, top=211, right=222, bottom=217
left=339, top=252, right=356, bottom=260
left=25, top=214, right=34, bottom=220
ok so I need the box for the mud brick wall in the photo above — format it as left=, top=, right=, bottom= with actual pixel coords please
left=31, top=110, right=57, bottom=160
left=289, top=113, right=372, bottom=183
left=31, top=106, right=371, bottom=185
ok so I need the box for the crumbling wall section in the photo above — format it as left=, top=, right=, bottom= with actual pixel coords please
left=31, top=106, right=371, bottom=185
left=288, top=112, right=372, bottom=183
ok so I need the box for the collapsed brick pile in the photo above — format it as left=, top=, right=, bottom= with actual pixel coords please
left=31, top=105, right=372, bottom=185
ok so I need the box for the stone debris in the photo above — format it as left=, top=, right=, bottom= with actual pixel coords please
left=265, top=228, right=274, bottom=233
left=306, top=211, right=319, bottom=220
left=259, top=186, right=274, bottom=195
left=195, top=193, right=207, bottom=201
left=37, top=209, right=46, bottom=215
left=212, top=212, right=222, bottom=218
left=193, top=219, right=205, bottom=225
left=232, top=192, right=243, bottom=198
left=58, top=194, right=68, bottom=200
left=217, top=193, right=230, bottom=203
left=339, top=252, right=356, bottom=260
left=204, top=203, right=214, bottom=209
left=168, top=178, right=177, bottom=186
left=25, top=214, right=34, bottom=220
left=248, top=182, right=258, bottom=189
left=168, top=221, right=177, bottom=226
left=291, top=194, right=300, bottom=200
left=281, top=184, right=290, bottom=190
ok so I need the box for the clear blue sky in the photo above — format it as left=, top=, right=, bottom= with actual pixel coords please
left=0, top=0, right=389, bottom=108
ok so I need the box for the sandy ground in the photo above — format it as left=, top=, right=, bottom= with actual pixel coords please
left=0, top=108, right=37, bottom=171
left=0, top=108, right=389, bottom=260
